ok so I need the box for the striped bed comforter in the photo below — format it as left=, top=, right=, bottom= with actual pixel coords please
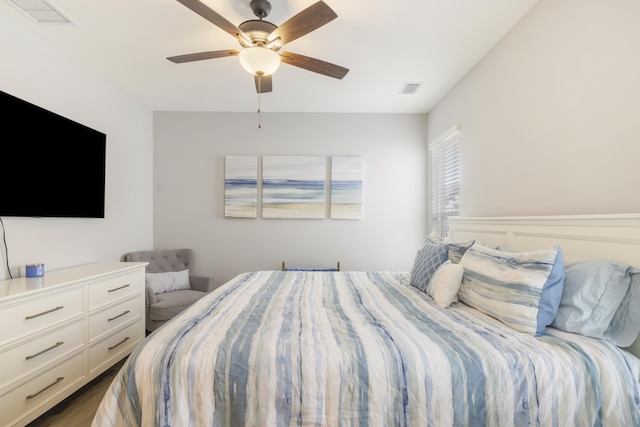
left=93, top=271, right=640, bottom=426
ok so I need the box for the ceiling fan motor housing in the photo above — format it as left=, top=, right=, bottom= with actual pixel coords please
left=250, top=0, right=271, bottom=18
left=238, top=19, right=278, bottom=48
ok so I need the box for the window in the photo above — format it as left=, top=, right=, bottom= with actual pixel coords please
left=430, top=125, right=460, bottom=238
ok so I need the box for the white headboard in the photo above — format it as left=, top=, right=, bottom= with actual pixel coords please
left=449, top=213, right=640, bottom=356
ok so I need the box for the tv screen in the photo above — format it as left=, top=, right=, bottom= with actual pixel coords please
left=1, top=91, right=106, bottom=218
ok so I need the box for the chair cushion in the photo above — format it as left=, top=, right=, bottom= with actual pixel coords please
left=145, top=269, right=190, bottom=294
left=149, top=289, right=207, bottom=321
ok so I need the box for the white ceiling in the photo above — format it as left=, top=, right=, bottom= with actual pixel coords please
left=2, top=0, right=538, bottom=113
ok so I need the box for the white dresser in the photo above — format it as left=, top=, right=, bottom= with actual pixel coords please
left=0, top=262, right=147, bottom=427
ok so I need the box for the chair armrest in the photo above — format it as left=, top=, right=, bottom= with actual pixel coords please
left=145, top=286, right=158, bottom=306
left=190, top=275, right=215, bottom=292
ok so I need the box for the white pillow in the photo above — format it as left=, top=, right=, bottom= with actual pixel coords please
left=427, top=260, right=464, bottom=309
left=145, top=269, right=190, bottom=294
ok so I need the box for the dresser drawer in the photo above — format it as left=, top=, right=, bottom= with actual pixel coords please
left=89, top=295, right=141, bottom=342
left=89, top=322, right=141, bottom=375
left=0, top=286, right=84, bottom=345
left=0, top=352, right=85, bottom=427
left=88, top=271, right=141, bottom=310
left=0, top=320, right=84, bottom=389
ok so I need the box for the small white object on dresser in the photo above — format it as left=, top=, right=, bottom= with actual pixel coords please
left=0, top=262, right=147, bottom=427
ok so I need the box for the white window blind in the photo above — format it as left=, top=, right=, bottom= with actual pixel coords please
left=430, top=125, right=460, bottom=238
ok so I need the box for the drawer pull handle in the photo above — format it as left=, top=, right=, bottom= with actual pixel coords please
left=108, top=310, right=131, bottom=322
left=108, top=284, right=130, bottom=293
left=25, top=306, right=64, bottom=320
left=25, top=341, right=64, bottom=360
left=108, top=336, right=130, bottom=351
left=26, top=376, right=64, bottom=400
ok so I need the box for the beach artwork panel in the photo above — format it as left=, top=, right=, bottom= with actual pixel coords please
left=262, top=156, right=326, bottom=219
left=331, top=156, right=363, bottom=219
left=224, top=156, right=258, bottom=218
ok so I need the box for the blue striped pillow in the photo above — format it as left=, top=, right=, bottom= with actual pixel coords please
left=424, top=235, right=474, bottom=264
left=458, top=242, right=565, bottom=335
left=448, top=240, right=474, bottom=264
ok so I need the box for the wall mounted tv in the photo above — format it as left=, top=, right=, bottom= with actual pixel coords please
left=1, top=90, right=106, bottom=218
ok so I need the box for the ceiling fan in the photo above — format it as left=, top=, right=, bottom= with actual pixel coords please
left=167, top=0, right=349, bottom=93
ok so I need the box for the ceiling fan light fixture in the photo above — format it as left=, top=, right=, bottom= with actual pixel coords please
left=171, top=0, right=348, bottom=93
left=239, top=46, right=281, bottom=76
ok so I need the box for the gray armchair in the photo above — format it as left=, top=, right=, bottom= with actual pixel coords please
left=123, top=249, right=215, bottom=333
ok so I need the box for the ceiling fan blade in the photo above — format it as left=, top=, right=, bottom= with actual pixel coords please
left=167, top=49, right=239, bottom=63
left=267, top=1, right=337, bottom=46
left=176, top=0, right=247, bottom=41
left=255, top=74, right=273, bottom=93
left=280, top=51, right=348, bottom=79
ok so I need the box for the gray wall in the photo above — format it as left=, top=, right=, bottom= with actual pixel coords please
left=426, top=0, right=640, bottom=217
left=0, top=11, right=154, bottom=280
left=153, top=112, right=429, bottom=285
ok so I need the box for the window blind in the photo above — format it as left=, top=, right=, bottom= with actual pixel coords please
left=430, top=126, right=460, bottom=238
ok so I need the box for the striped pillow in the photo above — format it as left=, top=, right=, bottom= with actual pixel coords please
left=424, top=234, right=474, bottom=264
left=448, top=240, right=474, bottom=264
left=458, top=242, right=565, bottom=335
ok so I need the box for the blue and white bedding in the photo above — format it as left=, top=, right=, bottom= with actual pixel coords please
left=92, top=270, right=640, bottom=426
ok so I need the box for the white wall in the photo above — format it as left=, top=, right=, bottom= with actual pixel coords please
left=0, top=12, right=154, bottom=280
left=426, top=0, right=640, bottom=217
left=153, top=112, right=428, bottom=285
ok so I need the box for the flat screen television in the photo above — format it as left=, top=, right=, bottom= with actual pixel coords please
left=0, top=90, right=106, bottom=218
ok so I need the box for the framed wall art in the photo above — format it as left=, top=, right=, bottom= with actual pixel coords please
left=224, top=155, right=258, bottom=218
left=262, top=156, right=325, bottom=219
left=330, top=156, right=363, bottom=219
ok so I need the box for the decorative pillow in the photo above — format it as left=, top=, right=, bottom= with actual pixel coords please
left=427, top=260, right=464, bottom=308
left=551, top=260, right=636, bottom=342
left=410, top=241, right=450, bottom=293
left=605, top=270, right=640, bottom=347
left=458, top=242, right=565, bottom=335
left=448, top=240, right=474, bottom=264
left=145, top=269, right=190, bottom=294
left=423, top=234, right=474, bottom=264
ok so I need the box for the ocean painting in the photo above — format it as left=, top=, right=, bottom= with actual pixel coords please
left=331, top=156, right=363, bottom=219
left=262, top=156, right=326, bottom=219
left=224, top=156, right=257, bottom=218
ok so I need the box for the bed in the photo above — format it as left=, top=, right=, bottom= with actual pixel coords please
left=92, top=214, right=640, bottom=426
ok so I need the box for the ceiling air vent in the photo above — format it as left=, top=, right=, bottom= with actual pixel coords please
left=5, top=0, right=74, bottom=24
left=400, top=82, right=422, bottom=95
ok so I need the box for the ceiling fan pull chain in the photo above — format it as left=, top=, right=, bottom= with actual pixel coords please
left=257, top=76, right=262, bottom=128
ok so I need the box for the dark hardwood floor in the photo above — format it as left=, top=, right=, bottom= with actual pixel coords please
left=26, top=357, right=126, bottom=427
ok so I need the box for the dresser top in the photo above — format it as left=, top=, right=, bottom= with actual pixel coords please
left=0, top=262, right=147, bottom=300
